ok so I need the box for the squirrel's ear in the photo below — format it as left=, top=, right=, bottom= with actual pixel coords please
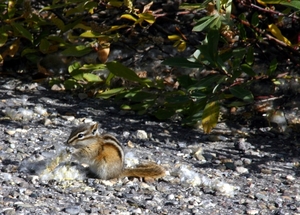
left=91, top=123, right=99, bottom=134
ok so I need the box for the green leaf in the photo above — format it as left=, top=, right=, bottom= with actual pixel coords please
left=232, top=48, right=246, bottom=59
left=227, top=101, right=249, bottom=107
left=241, top=64, right=256, bottom=76
left=61, top=45, right=93, bottom=57
left=202, top=101, right=220, bottom=134
left=162, top=57, right=203, bottom=68
left=259, top=0, right=300, bottom=9
left=64, top=79, right=82, bottom=90
left=40, top=4, right=66, bottom=11
left=121, top=103, right=150, bottom=111
left=198, top=45, right=214, bottom=64
left=139, top=13, right=156, bottom=24
left=229, top=86, right=254, bottom=103
left=189, top=75, right=226, bottom=91
left=267, top=58, right=277, bottom=76
left=8, top=1, right=16, bottom=18
left=0, top=26, right=8, bottom=47
left=21, top=48, right=38, bottom=57
left=124, top=91, right=157, bottom=102
left=120, top=104, right=131, bottom=110
left=219, top=49, right=233, bottom=62
left=96, top=87, right=126, bottom=99
left=190, top=92, right=207, bottom=100
left=70, top=69, right=84, bottom=81
left=80, top=64, right=106, bottom=70
left=11, top=22, right=33, bottom=43
left=210, top=15, right=222, bottom=29
left=83, top=1, right=98, bottom=11
left=48, top=36, right=68, bottom=45
left=231, top=69, right=242, bottom=80
left=51, top=17, right=65, bottom=31
left=280, top=0, right=300, bottom=10
left=153, top=109, right=176, bottom=120
left=251, top=12, right=259, bottom=27
left=68, top=62, right=81, bottom=73
left=106, top=61, right=153, bottom=86
left=39, top=39, right=50, bottom=54
left=121, top=14, right=138, bottom=22
left=83, top=73, right=102, bottom=82
left=187, top=98, right=207, bottom=115
left=80, top=31, right=104, bottom=38
left=216, top=0, right=221, bottom=12
left=193, top=15, right=218, bottom=32
left=207, top=29, right=220, bottom=61
left=246, top=46, right=254, bottom=65
left=179, top=3, right=204, bottom=10
left=225, top=0, right=233, bottom=21
left=182, top=112, right=203, bottom=126
left=49, top=78, right=61, bottom=87
left=64, top=19, right=83, bottom=32
left=165, top=95, right=190, bottom=105
left=105, top=72, right=115, bottom=86
left=237, top=14, right=247, bottom=40
left=177, top=75, right=197, bottom=89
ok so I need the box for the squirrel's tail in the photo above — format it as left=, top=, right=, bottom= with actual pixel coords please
left=121, top=163, right=165, bottom=179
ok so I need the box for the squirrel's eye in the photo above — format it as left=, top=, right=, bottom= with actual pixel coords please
left=77, top=133, right=84, bottom=138
left=92, top=129, right=97, bottom=135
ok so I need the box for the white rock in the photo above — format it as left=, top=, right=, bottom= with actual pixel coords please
left=286, top=174, right=295, bottom=181
left=34, top=105, right=48, bottom=116
left=136, top=130, right=148, bottom=139
left=83, top=118, right=94, bottom=123
left=123, top=131, right=130, bottom=138
left=167, top=194, right=175, bottom=200
left=61, top=115, right=75, bottom=121
left=44, top=118, right=52, bottom=126
left=5, top=129, right=16, bottom=136
left=236, top=166, right=249, bottom=174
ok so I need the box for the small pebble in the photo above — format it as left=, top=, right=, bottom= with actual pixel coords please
left=127, top=140, right=135, bottom=148
left=123, top=131, right=130, bottom=138
left=136, top=130, right=148, bottom=139
left=44, top=118, right=52, bottom=126
left=286, top=175, right=295, bottom=181
left=51, top=84, right=65, bottom=91
left=61, top=115, right=75, bottom=121
left=247, top=209, right=259, bottom=215
left=65, top=206, right=81, bottom=215
left=167, top=194, right=175, bottom=200
left=261, top=168, right=272, bottom=174
left=236, top=166, right=249, bottom=174
left=5, top=129, right=16, bottom=136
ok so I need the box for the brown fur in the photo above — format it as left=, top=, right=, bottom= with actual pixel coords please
left=67, top=123, right=165, bottom=180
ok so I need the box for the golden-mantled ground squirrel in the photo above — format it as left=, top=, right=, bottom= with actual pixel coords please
left=66, top=123, right=165, bottom=180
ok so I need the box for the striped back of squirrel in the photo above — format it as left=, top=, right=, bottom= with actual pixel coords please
left=66, top=123, right=124, bottom=164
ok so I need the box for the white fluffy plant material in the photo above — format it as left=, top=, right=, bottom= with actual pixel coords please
left=34, top=104, right=48, bottom=116
left=39, top=149, right=87, bottom=182
left=124, top=151, right=140, bottom=168
left=19, top=147, right=87, bottom=182
left=20, top=147, right=141, bottom=182
left=179, top=165, right=239, bottom=197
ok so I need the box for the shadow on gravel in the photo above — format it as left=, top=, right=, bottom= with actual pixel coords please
left=1, top=83, right=300, bottom=177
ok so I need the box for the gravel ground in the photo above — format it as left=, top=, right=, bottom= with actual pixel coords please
left=1, top=78, right=300, bottom=215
